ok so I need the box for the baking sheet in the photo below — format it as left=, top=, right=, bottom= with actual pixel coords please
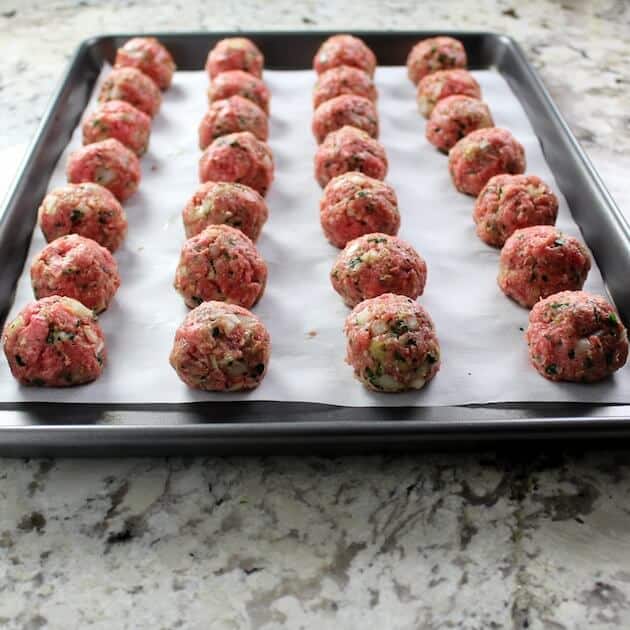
left=0, top=64, right=628, bottom=407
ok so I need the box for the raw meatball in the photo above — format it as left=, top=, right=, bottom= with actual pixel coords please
left=31, top=235, right=121, bottom=313
left=426, top=95, right=493, bottom=152
left=320, top=173, right=400, bottom=248
left=199, top=96, right=268, bottom=149
left=498, top=226, right=591, bottom=308
left=174, top=224, right=267, bottom=309
left=312, top=94, right=379, bottom=144
left=526, top=291, right=628, bottom=383
left=331, top=233, right=427, bottom=307
left=473, top=174, right=559, bottom=247
left=344, top=293, right=440, bottom=392
left=448, top=127, right=526, bottom=196
left=206, top=38, right=264, bottom=79
left=82, top=100, right=151, bottom=156
left=182, top=181, right=268, bottom=241
left=115, top=37, right=176, bottom=90
left=207, top=70, right=270, bottom=114
left=38, top=183, right=127, bottom=252
left=170, top=301, right=270, bottom=392
left=66, top=138, right=141, bottom=202
left=407, top=37, right=467, bottom=85
left=314, top=34, right=377, bottom=77
left=417, top=68, right=481, bottom=118
left=314, top=126, right=388, bottom=188
left=2, top=296, right=106, bottom=387
left=98, top=67, right=162, bottom=118
left=313, top=65, right=378, bottom=109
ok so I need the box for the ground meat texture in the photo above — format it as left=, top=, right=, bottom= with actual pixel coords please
left=331, top=234, right=427, bottom=307
left=312, top=94, right=379, bottom=144
left=314, top=126, right=388, bottom=188
left=206, top=38, right=264, bottom=79
left=344, top=293, right=440, bottom=392
left=416, top=69, right=481, bottom=118
left=182, top=181, right=268, bottom=241
left=313, top=65, right=378, bottom=109
left=314, top=35, right=377, bottom=77
left=320, top=173, right=400, bottom=248
left=98, top=67, right=162, bottom=118
left=199, top=96, right=268, bottom=149
left=207, top=71, right=270, bottom=114
left=526, top=291, right=628, bottom=383
left=170, top=301, right=270, bottom=392
left=426, top=95, right=493, bottom=153
left=66, top=138, right=141, bottom=202
left=407, top=37, right=467, bottom=85
left=38, top=183, right=127, bottom=252
left=174, top=225, right=267, bottom=309
left=2, top=296, right=106, bottom=387
left=448, top=127, right=526, bottom=196
left=115, top=37, right=176, bottom=90
left=82, top=100, right=151, bottom=156
left=498, top=226, right=591, bottom=309
left=473, top=174, right=559, bottom=247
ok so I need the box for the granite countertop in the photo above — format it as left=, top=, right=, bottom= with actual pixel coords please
left=1, top=1, right=630, bottom=628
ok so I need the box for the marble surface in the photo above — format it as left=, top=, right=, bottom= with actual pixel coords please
left=1, top=0, right=630, bottom=628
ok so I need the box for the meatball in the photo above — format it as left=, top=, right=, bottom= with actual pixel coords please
left=426, top=95, right=493, bottom=153
left=498, top=226, right=591, bottom=309
left=473, top=174, right=559, bottom=247
left=206, top=38, right=264, bottom=79
left=66, top=138, right=141, bottom=202
left=313, top=65, right=378, bottom=109
left=344, top=293, right=440, bottom=392
left=314, top=126, right=388, bottom=188
left=526, top=291, right=628, bottom=383
left=2, top=296, right=106, bottom=387
left=114, top=37, right=176, bottom=90
left=448, top=127, right=526, bottom=196
left=82, top=100, right=151, bottom=156
left=199, top=96, right=268, bottom=149
left=331, top=234, right=427, bottom=307
left=30, top=235, right=121, bottom=313
left=416, top=68, right=481, bottom=118
left=320, top=173, right=400, bottom=248
left=182, top=181, right=268, bottom=241
left=407, top=36, right=467, bottom=85
left=98, top=67, right=162, bottom=118
left=314, top=34, right=377, bottom=77
left=170, top=301, right=270, bottom=392
left=312, top=94, right=379, bottom=144
left=38, top=183, right=127, bottom=252
left=207, top=70, right=270, bottom=114
left=174, top=225, right=267, bottom=309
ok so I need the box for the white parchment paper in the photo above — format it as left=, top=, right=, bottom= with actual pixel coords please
left=1, top=65, right=629, bottom=407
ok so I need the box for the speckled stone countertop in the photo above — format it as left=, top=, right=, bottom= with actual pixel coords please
left=1, top=1, right=630, bottom=628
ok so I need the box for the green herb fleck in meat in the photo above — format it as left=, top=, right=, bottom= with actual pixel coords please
left=70, top=209, right=84, bottom=223
left=391, top=320, right=409, bottom=336
left=545, top=364, right=558, bottom=375
left=608, top=312, right=618, bottom=325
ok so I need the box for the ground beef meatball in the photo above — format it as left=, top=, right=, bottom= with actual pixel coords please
left=30, top=235, right=121, bottom=313
left=207, top=70, right=270, bottom=114
left=473, top=174, right=559, bottom=247
left=426, top=95, right=493, bottom=152
left=314, top=126, right=388, bottom=188
left=82, top=100, right=151, bottom=156
left=98, top=67, right=162, bottom=118
left=416, top=68, right=481, bottom=118
left=498, top=226, right=591, bottom=309
left=38, top=183, right=127, bottom=252
left=314, top=34, right=377, bottom=77
left=526, top=291, right=628, bottom=383
left=313, top=65, right=378, bottom=109
left=182, top=181, right=268, bottom=241
left=2, top=296, right=106, bottom=387
left=331, top=234, right=427, bottom=307
left=199, top=96, right=268, bottom=149
left=344, top=293, right=440, bottom=392
left=66, top=138, right=141, bottom=202
left=407, top=36, right=467, bottom=85
left=320, top=173, right=400, bottom=248
left=448, top=127, right=526, bottom=196
left=174, top=225, right=267, bottom=309
left=170, top=301, right=270, bottom=392
left=206, top=38, right=264, bottom=79
left=312, top=94, right=379, bottom=144
left=114, top=37, right=176, bottom=90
